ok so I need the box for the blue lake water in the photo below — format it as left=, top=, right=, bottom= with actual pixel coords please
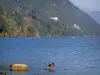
left=0, top=37, right=100, bottom=75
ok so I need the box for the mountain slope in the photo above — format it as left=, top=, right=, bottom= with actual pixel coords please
left=0, top=0, right=100, bottom=36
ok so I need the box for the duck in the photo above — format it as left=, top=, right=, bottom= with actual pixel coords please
left=45, top=63, right=55, bottom=71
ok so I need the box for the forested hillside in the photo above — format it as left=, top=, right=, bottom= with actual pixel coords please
left=0, top=0, right=100, bottom=37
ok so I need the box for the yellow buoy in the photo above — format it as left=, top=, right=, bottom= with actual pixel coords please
left=10, top=64, right=28, bottom=71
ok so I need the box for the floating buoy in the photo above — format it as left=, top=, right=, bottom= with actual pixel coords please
left=10, top=64, right=28, bottom=71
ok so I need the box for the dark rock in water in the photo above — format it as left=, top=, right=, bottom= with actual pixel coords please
left=0, top=72, right=8, bottom=75
left=64, top=69, right=67, bottom=70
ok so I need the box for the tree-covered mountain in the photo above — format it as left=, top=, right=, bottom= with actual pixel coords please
left=0, top=0, right=100, bottom=37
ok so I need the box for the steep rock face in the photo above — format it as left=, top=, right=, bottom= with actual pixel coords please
left=0, top=0, right=100, bottom=36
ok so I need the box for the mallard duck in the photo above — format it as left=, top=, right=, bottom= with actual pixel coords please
left=45, top=63, right=55, bottom=71
left=48, top=63, right=55, bottom=67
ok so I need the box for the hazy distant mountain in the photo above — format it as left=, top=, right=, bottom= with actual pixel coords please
left=88, top=11, right=100, bottom=24
left=0, top=0, right=100, bottom=36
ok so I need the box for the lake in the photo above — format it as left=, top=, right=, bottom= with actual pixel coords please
left=0, top=37, right=100, bottom=75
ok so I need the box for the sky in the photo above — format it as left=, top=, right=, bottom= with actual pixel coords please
left=70, top=0, right=100, bottom=12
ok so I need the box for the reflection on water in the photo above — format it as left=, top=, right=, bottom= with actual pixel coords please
left=0, top=37, right=100, bottom=75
